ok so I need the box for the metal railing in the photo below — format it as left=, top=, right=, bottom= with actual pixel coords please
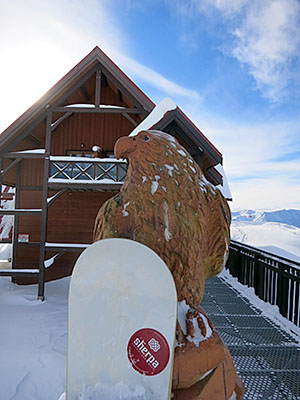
left=48, top=157, right=128, bottom=183
left=226, top=240, right=300, bottom=327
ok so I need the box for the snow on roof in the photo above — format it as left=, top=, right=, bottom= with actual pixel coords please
left=129, top=97, right=176, bottom=137
left=64, top=104, right=126, bottom=109
left=215, top=164, right=232, bottom=200
left=14, top=149, right=46, bottom=154
left=45, top=242, right=90, bottom=248
left=49, top=156, right=126, bottom=163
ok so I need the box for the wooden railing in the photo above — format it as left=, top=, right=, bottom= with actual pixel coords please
left=226, top=240, right=300, bottom=327
left=49, top=157, right=128, bottom=183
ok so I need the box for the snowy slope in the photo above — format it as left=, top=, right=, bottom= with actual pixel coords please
left=231, top=208, right=300, bottom=228
left=231, top=209, right=300, bottom=262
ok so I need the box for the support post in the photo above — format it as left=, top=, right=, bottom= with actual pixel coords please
left=276, top=263, right=289, bottom=318
left=11, top=161, right=22, bottom=281
left=38, top=112, right=52, bottom=300
left=95, top=70, right=101, bottom=107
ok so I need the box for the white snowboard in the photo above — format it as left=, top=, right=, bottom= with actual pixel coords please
left=66, top=238, right=177, bottom=400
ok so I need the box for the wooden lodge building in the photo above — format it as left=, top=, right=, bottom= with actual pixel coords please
left=0, top=46, right=227, bottom=299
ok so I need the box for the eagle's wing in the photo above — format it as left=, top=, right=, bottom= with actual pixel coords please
left=200, top=181, right=231, bottom=279
left=93, top=193, right=135, bottom=242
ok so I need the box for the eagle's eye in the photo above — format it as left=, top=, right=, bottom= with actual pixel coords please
left=132, top=137, right=136, bottom=141
left=144, top=136, right=150, bottom=141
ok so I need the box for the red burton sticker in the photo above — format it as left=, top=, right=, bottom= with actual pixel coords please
left=127, top=328, right=170, bottom=376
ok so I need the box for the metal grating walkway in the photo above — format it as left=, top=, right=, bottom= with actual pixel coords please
left=202, top=277, right=300, bottom=400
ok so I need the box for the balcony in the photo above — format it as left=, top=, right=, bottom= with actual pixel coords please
left=48, top=156, right=128, bottom=191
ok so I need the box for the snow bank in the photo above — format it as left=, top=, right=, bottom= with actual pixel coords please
left=0, top=277, right=70, bottom=400
left=219, top=269, right=300, bottom=344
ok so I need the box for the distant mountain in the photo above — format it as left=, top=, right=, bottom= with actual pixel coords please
left=231, top=209, right=300, bottom=229
left=231, top=208, right=300, bottom=262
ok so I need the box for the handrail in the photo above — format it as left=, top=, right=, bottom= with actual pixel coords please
left=230, top=239, right=300, bottom=267
left=48, top=158, right=128, bottom=183
left=226, top=240, right=300, bottom=327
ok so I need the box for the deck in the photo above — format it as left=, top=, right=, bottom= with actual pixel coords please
left=203, top=276, right=300, bottom=399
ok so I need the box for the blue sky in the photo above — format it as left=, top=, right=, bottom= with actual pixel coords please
left=1, top=0, right=300, bottom=210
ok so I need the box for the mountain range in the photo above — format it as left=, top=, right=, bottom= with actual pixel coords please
left=230, top=209, right=300, bottom=262
left=231, top=208, right=300, bottom=229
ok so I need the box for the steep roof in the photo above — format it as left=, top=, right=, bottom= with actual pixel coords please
left=0, top=46, right=155, bottom=151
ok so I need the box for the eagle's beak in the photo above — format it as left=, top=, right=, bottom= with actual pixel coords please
left=114, top=136, right=136, bottom=159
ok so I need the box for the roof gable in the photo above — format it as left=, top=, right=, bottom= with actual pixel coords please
left=151, top=107, right=222, bottom=166
left=0, top=47, right=155, bottom=151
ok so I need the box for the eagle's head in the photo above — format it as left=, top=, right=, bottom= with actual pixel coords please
left=114, top=130, right=182, bottom=166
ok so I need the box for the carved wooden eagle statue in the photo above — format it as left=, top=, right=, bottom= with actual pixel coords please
left=94, top=130, right=231, bottom=308
left=94, top=130, right=244, bottom=399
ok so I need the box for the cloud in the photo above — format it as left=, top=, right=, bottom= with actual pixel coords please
left=230, top=176, right=300, bottom=210
left=0, top=0, right=125, bottom=131
left=173, top=0, right=300, bottom=102
left=112, top=53, right=201, bottom=101
left=192, top=0, right=248, bottom=17
left=185, top=105, right=300, bottom=209
left=0, top=0, right=200, bottom=132
left=232, top=0, right=300, bottom=102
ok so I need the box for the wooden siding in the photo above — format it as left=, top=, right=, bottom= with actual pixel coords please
left=16, top=190, right=115, bottom=283
left=21, top=159, right=44, bottom=187
left=51, top=112, right=134, bottom=156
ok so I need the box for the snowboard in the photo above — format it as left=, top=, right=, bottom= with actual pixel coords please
left=66, top=238, right=177, bottom=400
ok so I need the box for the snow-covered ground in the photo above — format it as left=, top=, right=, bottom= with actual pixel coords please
left=0, top=277, right=69, bottom=400
left=1, top=269, right=299, bottom=400
left=231, top=209, right=300, bottom=262
left=1, top=204, right=299, bottom=399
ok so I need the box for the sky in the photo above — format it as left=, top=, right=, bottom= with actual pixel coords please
left=0, top=0, right=300, bottom=211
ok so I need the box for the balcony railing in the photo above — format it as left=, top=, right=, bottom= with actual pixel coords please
left=226, top=240, right=300, bottom=327
left=48, top=156, right=127, bottom=184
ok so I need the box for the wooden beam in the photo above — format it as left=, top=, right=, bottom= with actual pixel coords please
left=95, top=70, right=101, bottom=107
left=50, top=64, right=99, bottom=110
left=102, top=73, right=108, bottom=87
left=12, top=161, right=21, bottom=274
left=27, top=135, right=41, bottom=147
left=0, top=269, right=39, bottom=277
left=1, top=114, right=47, bottom=153
left=122, top=113, right=138, bottom=127
left=0, top=209, right=42, bottom=216
left=118, top=89, right=123, bottom=102
left=80, top=85, right=90, bottom=102
left=47, top=188, right=67, bottom=207
left=48, top=181, right=122, bottom=192
left=0, top=151, right=46, bottom=159
left=1, top=158, right=22, bottom=177
left=99, top=65, right=149, bottom=117
left=45, top=243, right=90, bottom=252
left=18, top=241, right=40, bottom=247
left=51, top=112, right=73, bottom=132
left=38, top=112, right=52, bottom=301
